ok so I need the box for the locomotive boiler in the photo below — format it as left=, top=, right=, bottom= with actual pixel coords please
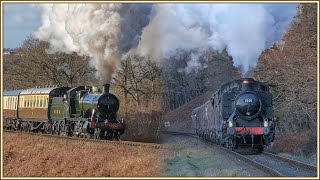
left=192, top=78, right=275, bottom=153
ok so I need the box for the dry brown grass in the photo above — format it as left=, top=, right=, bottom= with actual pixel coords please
left=272, top=130, right=317, bottom=155
left=3, top=132, right=165, bottom=177
left=118, top=100, right=164, bottom=143
left=163, top=93, right=209, bottom=132
left=122, top=111, right=162, bottom=143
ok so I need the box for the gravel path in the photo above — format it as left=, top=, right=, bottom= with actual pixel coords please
left=161, top=133, right=269, bottom=177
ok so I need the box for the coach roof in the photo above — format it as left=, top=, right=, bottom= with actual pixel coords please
left=3, top=89, right=23, bottom=96
left=20, top=87, right=61, bottom=95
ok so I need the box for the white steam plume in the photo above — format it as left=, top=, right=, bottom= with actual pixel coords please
left=35, top=4, right=152, bottom=83
left=35, top=4, right=297, bottom=79
left=137, top=4, right=297, bottom=76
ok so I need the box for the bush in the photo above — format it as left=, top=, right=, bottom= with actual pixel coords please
left=272, top=130, right=317, bottom=155
left=122, top=110, right=162, bottom=143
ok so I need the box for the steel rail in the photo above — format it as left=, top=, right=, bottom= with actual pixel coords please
left=216, top=145, right=284, bottom=176
left=162, top=130, right=198, bottom=138
left=262, top=152, right=317, bottom=173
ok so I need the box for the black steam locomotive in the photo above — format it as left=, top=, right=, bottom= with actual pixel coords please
left=192, top=78, right=275, bottom=153
left=3, top=84, right=125, bottom=140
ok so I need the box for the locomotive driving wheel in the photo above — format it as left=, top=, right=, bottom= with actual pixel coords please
left=106, top=129, right=113, bottom=140
left=52, top=122, right=60, bottom=135
left=113, top=130, right=120, bottom=141
left=226, top=136, right=235, bottom=151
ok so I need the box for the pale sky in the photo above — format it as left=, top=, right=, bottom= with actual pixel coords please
left=3, top=3, right=41, bottom=49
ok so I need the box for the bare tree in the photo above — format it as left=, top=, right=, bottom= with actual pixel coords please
left=255, top=4, right=317, bottom=134
left=3, top=37, right=97, bottom=89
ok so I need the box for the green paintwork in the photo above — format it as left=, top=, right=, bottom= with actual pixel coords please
left=50, top=97, right=68, bottom=120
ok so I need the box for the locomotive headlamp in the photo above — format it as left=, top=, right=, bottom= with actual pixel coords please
left=242, top=78, right=254, bottom=83
left=264, top=120, right=268, bottom=127
left=228, top=121, right=233, bottom=128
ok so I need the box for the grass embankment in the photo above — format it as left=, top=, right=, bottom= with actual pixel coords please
left=3, top=132, right=164, bottom=177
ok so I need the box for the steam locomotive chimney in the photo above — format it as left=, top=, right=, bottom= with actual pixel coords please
left=241, top=78, right=254, bottom=91
left=103, top=83, right=110, bottom=94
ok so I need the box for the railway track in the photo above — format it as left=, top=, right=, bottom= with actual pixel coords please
left=162, top=130, right=198, bottom=138
left=3, top=129, right=163, bottom=149
left=245, top=152, right=317, bottom=177
left=162, top=130, right=317, bottom=177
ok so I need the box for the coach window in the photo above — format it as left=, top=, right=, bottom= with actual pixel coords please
left=13, top=97, right=15, bottom=109
left=6, top=97, right=8, bottom=109
left=33, top=96, right=35, bottom=107
left=10, top=97, right=14, bottom=109
left=34, top=96, right=37, bottom=107
left=7, top=97, right=10, bottom=109
left=40, top=96, right=43, bottom=107
left=36, top=96, right=40, bottom=107
left=7, top=97, right=9, bottom=109
left=14, top=97, right=17, bottom=109
left=30, top=96, right=32, bottom=107
left=43, top=96, right=45, bottom=107
left=44, top=97, right=48, bottom=107
left=9, top=97, right=12, bottom=109
left=28, top=96, right=30, bottom=107
left=12, top=97, right=15, bottom=109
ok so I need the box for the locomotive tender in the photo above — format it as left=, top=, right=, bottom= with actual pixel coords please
left=3, top=84, right=125, bottom=140
left=192, top=78, right=275, bottom=152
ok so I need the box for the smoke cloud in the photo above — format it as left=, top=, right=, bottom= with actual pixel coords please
left=35, top=3, right=297, bottom=79
left=35, top=4, right=152, bottom=83
left=137, top=4, right=297, bottom=76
